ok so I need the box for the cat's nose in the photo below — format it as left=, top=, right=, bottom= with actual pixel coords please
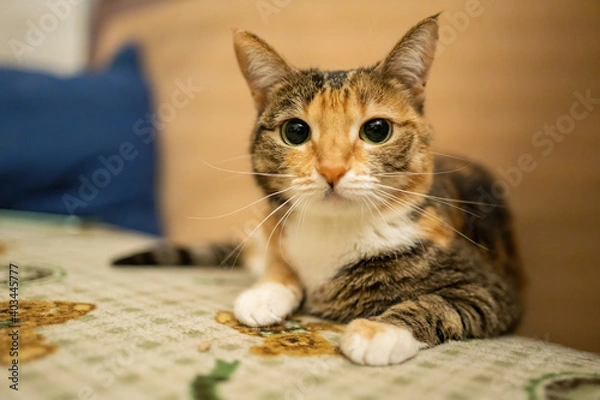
left=318, top=163, right=348, bottom=188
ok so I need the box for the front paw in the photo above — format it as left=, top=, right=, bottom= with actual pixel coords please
left=234, top=282, right=301, bottom=327
left=340, top=319, right=427, bottom=366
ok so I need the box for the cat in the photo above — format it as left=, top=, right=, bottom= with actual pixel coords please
left=113, top=14, right=524, bottom=366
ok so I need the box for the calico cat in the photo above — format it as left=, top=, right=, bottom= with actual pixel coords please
left=113, top=14, right=523, bottom=366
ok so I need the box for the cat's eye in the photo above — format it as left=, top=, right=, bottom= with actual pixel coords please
left=359, top=118, right=392, bottom=144
left=281, top=119, right=311, bottom=146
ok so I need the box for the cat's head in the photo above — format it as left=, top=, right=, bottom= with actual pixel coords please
left=233, top=15, right=439, bottom=216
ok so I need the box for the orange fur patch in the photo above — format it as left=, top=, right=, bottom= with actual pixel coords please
left=257, top=212, right=303, bottom=298
left=303, top=89, right=358, bottom=174
left=417, top=207, right=454, bottom=248
left=345, top=318, right=389, bottom=340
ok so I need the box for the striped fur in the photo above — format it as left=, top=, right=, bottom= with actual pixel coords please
left=112, top=243, right=239, bottom=267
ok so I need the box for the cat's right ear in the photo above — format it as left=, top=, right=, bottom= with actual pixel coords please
left=233, top=30, right=293, bottom=113
left=377, top=14, right=440, bottom=114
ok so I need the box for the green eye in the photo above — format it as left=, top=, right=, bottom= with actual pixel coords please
left=359, top=118, right=392, bottom=144
left=281, top=119, right=311, bottom=146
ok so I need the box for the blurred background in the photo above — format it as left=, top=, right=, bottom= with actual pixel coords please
left=1, top=0, right=598, bottom=352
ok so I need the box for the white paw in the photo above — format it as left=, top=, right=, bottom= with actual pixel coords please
left=234, top=282, right=300, bottom=327
left=341, top=319, right=426, bottom=366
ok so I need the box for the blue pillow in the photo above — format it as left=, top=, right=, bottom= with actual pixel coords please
left=0, top=46, right=161, bottom=235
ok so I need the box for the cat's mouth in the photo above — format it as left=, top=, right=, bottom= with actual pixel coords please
left=308, top=188, right=369, bottom=216
left=322, top=189, right=352, bottom=204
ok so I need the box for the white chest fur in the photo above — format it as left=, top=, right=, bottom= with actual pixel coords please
left=282, top=210, right=420, bottom=292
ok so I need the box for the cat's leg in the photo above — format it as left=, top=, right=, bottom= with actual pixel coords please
left=234, top=259, right=302, bottom=327
left=341, top=286, right=508, bottom=365
left=234, top=219, right=303, bottom=327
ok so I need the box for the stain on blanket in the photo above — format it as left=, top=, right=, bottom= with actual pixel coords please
left=215, top=311, right=342, bottom=357
left=0, top=300, right=96, bottom=364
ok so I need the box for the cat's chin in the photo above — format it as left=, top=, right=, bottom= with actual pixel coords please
left=308, top=193, right=364, bottom=216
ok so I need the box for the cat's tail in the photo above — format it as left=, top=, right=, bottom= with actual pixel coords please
left=111, top=242, right=241, bottom=267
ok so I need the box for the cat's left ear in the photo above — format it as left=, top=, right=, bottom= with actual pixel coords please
left=233, top=29, right=294, bottom=113
left=377, top=14, right=440, bottom=113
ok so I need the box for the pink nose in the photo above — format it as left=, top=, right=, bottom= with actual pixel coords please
left=318, top=163, right=348, bottom=187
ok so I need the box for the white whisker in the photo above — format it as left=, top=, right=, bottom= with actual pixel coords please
left=375, top=183, right=483, bottom=219
left=373, top=162, right=472, bottom=177
left=375, top=182, right=499, bottom=207
left=186, top=188, right=294, bottom=220
left=209, top=154, right=252, bottom=165
left=430, top=151, right=472, bottom=162
left=220, top=194, right=298, bottom=267
left=361, top=197, right=377, bottom=222
left=374, top=189, right=488, bottom=251
left=371, top=191, right=427, bottom=253
left=294, top=194, right=313, bottom=240
left=202, top=161, right=295, bottom=178
left=365, top=195, right=387, bottom=225
left=277, top=195, right=308, bottom=267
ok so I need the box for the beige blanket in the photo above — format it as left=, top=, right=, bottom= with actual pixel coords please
left=1, top=210, right=599, bottom=400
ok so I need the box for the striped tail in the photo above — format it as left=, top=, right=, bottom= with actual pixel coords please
left=111, top=242, right=241, bottom=267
